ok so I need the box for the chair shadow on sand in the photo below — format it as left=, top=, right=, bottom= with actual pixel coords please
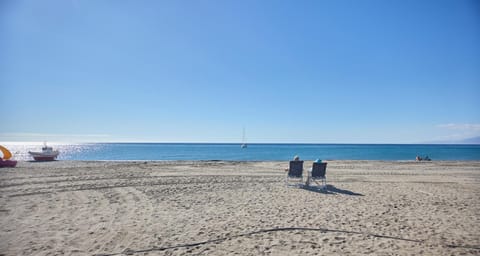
left=302, top=184, right=364, bottom=196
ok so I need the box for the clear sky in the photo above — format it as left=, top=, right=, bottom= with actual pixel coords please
left=1, top=0, right=479, bottom=143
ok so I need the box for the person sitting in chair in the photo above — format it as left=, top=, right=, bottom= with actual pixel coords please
left=285, top=155, right=301, bottom=172
left=305, top=158, right=322, bottom=186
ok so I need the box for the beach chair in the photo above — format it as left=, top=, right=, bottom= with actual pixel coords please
left=308, top=162, right=327, bottom=188
left=285, top=160, right=304, bottom=187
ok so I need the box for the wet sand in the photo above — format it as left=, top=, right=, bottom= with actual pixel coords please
left=1, top=160, right=479, bottom=255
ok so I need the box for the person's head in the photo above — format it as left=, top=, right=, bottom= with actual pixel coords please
left=293, top=155, right=300, bottom=161
left=315, top=159, right=322, bottom=163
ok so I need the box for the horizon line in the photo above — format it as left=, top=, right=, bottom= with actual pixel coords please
left=1, top=141, right=479, bottom=145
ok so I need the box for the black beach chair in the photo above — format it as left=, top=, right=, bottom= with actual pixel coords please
left=285, top=160, right=304, bottom=187
left=308, top=162, right=327, bottom=188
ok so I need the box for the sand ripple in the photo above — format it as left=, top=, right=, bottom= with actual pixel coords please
left=1, top=160, right=479, bottom=255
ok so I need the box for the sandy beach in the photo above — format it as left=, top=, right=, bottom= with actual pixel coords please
left=0, top=160, right=479, bottom=255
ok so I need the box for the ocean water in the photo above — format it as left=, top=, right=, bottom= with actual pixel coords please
left=2, top=143, right=480, bottom=161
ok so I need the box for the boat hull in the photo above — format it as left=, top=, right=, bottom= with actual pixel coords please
left=32, top=156, right=57, bottom=161
left=0, top=160, right=17, bottom=167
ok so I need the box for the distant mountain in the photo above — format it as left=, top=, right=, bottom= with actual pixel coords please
left=457, top=136, right=480, bottom=144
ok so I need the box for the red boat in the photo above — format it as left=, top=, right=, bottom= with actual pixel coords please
left=0, top=145, right=17, bottom=168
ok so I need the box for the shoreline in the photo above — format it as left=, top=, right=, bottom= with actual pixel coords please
left=1, top=160, right=479, bottom=255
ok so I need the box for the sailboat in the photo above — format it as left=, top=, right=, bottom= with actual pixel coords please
left=241, top=128, right=247, bottom=148
left=0, top=145, right=17, bottom=168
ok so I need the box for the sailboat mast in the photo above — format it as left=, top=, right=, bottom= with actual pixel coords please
left=241, top=127, right=247, bottom=148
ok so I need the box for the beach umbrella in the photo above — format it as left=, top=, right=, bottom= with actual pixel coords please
left=0, top=145, right=13, bottom=160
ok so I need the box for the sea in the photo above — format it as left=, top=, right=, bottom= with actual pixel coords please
left=3, top=143, right=480, bottom=161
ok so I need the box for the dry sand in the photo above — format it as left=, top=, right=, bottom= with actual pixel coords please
left=0, top=160, right=479, bottom=255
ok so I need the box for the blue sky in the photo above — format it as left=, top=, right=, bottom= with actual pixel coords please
left=1, top=0, right=479, bottom=143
